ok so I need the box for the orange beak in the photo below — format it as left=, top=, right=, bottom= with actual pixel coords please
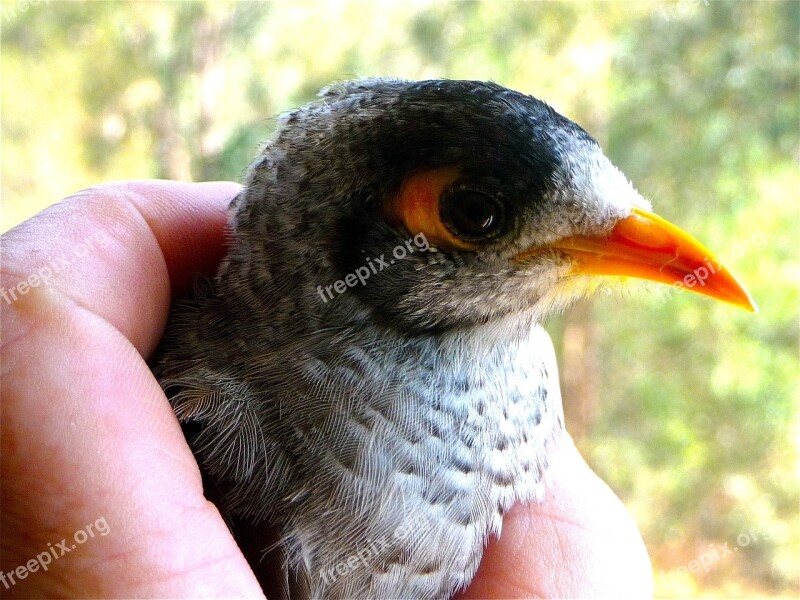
left=517, top=208, right=756, bottom=311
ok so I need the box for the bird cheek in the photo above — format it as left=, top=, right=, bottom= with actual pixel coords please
left=515, top=253, right=566, bottom=290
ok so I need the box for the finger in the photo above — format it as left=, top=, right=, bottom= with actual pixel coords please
left=1, top=180, right=239, bottom=357
left=459, top=434, right=653, bottom=599
left=2, top=306, right=263, bottom=597
left=1, top=182, right=262, bottom=597
left=105, top=180, right=238, bottom=299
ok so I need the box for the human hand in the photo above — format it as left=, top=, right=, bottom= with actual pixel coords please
left=1, top=181, right=652, bottom=598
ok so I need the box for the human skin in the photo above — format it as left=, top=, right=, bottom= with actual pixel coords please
left=0, top=180, right=653, bottom=598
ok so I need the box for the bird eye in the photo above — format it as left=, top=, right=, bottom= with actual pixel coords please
left=440, top=187, right=505, bottom=241
left=386, top=168, right=501, bottom=251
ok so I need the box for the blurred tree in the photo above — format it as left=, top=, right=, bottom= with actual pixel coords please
left=595, top=2, right=799, bottom=596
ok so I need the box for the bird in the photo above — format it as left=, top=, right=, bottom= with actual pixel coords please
left=152, top=78, right=754, bottom=600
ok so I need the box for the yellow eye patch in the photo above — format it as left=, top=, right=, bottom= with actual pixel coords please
left=386, top=168, right=479, bottom=251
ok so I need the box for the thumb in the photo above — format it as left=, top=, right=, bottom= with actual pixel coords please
left=460, top=433, right=653, bottom=599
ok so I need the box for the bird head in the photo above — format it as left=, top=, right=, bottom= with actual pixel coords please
left=234, top=78, right=754, bottom=335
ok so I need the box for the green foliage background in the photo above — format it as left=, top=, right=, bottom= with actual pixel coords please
left=2, top=1, right=798, bottom=597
